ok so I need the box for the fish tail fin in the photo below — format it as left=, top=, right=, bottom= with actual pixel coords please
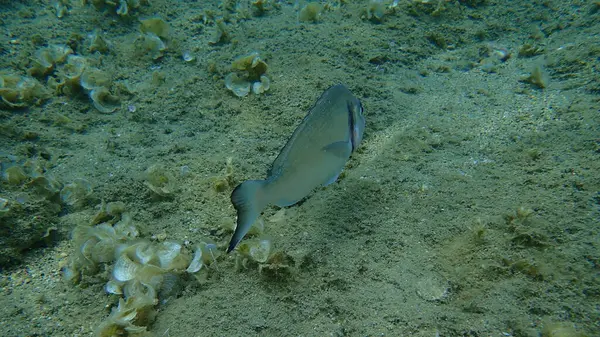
left=227, top=180, right=268, bottom=253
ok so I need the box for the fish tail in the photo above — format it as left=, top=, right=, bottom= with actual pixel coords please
left=227, top=180, right=268, bottom=253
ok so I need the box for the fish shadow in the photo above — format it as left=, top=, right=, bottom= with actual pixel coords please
left=294, top=176, right=387, bottom=252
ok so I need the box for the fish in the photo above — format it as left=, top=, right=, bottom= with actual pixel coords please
left=227, top=84, right=366, bottom=253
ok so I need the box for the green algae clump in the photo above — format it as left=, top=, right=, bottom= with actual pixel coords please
left=298, top=2, right=323, bottom=22
left=134, top=33, right=167, bottom=60
left=144, top=164, right=177, bottom=197
left=50, top=55, right=120, bottom=113
left=225, top=52, right=270, bottom=97
left=83, top=0, right=148, bottom=16
left=60, top=178, right=93, bottom=209
left=3, top=166, right=28, bottom=185
left=87, top=30, right=111, bottom=54
left=0, top=159, right=67, bottom=268
left=63, top=202, right=218, bottom=335
left=0, top=74, right=50, bottom=109
left=139, top=17, right=170, bottom=39
left=209, top=19, right=231, bottom=45
left=362, top=1, right=387, bottom=22
left=28, top=44, right=72, bottom=77
left=134, top=17, right=170, bottom=60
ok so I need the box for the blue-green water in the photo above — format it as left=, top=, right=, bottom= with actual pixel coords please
left=1, top=1, right=598, bottom=336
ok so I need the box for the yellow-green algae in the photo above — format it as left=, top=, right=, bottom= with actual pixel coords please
left=224, top=52, right=270, bottom=97
left=63, top=201, right=219, bottom=335
left=0, top=73, right=50, bottom=108
left=82, top=0, right=149, bottom=16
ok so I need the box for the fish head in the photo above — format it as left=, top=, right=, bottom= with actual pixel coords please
left=348, top=97, right=365, bottom=152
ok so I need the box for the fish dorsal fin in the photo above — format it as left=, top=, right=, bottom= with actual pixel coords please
left=268, top=84, right=350, bottom=177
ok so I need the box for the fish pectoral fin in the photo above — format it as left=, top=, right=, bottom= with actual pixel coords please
left=322, top=141, right=351, bottom=159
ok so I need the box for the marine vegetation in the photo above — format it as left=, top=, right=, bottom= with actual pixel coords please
left=250, top=0, right=281, bottom=16
left=63, top=202, right=219, bottom=335
left=139, top=17, right=170, bottom=39
left=209, top=19, right=231, bottom=45
left=28, top=44, right=73, bottom=77
left=521, top=64, right=549, bottom=89
left=233, top=236, right=296, bottom=280
left=0, top=158, right=93, bottom=267
left=50, top=55, right=120, bottom=113
left=361, top=1, right=387, bottom=22
left=24, top=42, right=121, bottom=113
left=82, top=0, right=149, bottom=16
left=143, top=164, right=177, bottom=197
left=134, top=33, right=167, bottom=60
left=298, top=2, right=323, bottom=22
left=224, top=52, right=270, bottom=97
left=0, top=73, right=50, bottom=109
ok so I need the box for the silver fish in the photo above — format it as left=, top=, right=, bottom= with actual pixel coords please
left=227, top=84, right=365, bottom=252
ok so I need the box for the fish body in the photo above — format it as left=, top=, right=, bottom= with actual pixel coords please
left=227, top=84, right=365, bottom=252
